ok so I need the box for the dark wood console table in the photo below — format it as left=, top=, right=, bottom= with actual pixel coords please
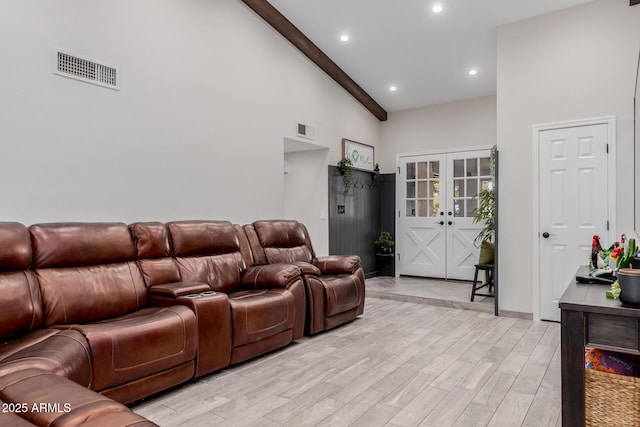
left=559, top=266, right=640, bottom=426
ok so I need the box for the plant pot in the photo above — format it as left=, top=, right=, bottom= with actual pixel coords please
left=478, top=241, right=495, bottom=265
left=618, top=269, right=640, bottom=307
left=376, top=253, right=394, bottom=276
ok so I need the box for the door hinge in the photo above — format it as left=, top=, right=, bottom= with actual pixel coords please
left=397, top=253, right=400, bottom=261
left=607, top=220, right=610, bottom=231
left=606, top=143, right=609, bottom=154
left=397, top=167, right=401, bottom=175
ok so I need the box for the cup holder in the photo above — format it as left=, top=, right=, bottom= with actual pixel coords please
left=185, top=294, right=201, bottom=299
left=200, top=291, right=215, bottom=296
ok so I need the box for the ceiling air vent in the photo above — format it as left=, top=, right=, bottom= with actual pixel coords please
left=297, top=123, right=315, bottom=140
left=53, top=48, right=119, bottom=90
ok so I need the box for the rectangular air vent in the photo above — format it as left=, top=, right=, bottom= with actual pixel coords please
left=53, top=48, right=119, bottom=90
left=297, top=123, right=315, bottom=140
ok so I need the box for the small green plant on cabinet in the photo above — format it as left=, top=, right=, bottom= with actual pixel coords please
left=374, top=163, right=380, bottom=173
left=337, top=157, right=353, bottom=199
left=375, top=232, right=394, bottom=254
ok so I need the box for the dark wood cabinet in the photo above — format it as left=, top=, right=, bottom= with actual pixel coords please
left=559, top=266, right=640, bottom=426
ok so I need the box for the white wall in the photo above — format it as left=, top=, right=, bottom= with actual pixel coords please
left=379, top=96, right=497, bottom=171
left=0, top=0, right=379, bottom=252
left=497, top=0, right=640, bottom=314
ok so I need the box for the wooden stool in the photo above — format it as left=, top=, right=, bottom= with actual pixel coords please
left=471, top=263, right=494, bottom=301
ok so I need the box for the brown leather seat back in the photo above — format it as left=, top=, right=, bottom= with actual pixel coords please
left=129, top=222, right=181, bottom=288
left=167, top=221, right=245, bottom=294
left=0, top=222, right=44, bottom=341
left=30, top=223, right=147, bottom=326
left=246, top=220, right=315, bottom=265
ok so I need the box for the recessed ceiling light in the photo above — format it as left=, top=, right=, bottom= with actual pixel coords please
left=339, top=34, right=350, bottom=43
left=432, top=4, right=443, bottom=13
left=389, top=85, right=397, bottom=92
left=468, top=68, right=479, bottom=76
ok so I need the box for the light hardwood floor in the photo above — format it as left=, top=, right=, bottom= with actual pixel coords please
left=132, top=296, right=561, bottom=426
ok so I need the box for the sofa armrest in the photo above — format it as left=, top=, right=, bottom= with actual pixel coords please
left=292, top=261, right=321, bottom=276
left=313, top=255, right=361, bottom=275
left=149, top=293, right=231, bottom=377
left=147, top=282, right=210, bottom=298
left=241, top=264, right=302, bottom=289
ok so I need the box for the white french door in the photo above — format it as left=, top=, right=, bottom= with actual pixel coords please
left=397, top=149, right=492, bottom=280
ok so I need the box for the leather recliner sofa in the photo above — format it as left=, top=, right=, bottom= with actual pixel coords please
left=0, top=219, right=363, bottom=426
left=244, top=220, right=365, bottom=335
left=130, top=220, right=306, bottom=365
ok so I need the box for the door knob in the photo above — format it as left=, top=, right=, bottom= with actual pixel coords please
left=448, top=221, right=454, bottom=226
left=542, top=232, right=556, bottom=238
left=437, top=221, right=445, bottom=225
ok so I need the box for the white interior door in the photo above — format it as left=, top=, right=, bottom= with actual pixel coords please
left=397, top=150, right=490, bottom=280
left=538, top=123, right=610, bottom=321
left=398, top=154, right=447, bottom=278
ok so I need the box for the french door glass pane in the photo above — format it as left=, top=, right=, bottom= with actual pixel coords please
left=431, top=199, right=440, bottom=216
left=453, top=179, right=464, bottom=198
left=467, top=199, right=478, bottom=217
left=407, top=200, right=416, bottom=217
left=418, top=200, right=428, bottom=217
left=480, top=157, right=491, bottom=176
left=418, top=162, right=429, bottom=179
left=418, top=181, right=429, bottom=198
left=429, top=182, right=439, bottom=197
left=454, top=199, right=464, bottom=217
left=467, top=158, right=478, bottom=177
left=430, top=162, right=439, bottom=178
left=467, top=178, right=478, bottom=197
left=407, top=163, right=416, bottom=180
left=454, top=159, right=464, bottom=177
left=406, top=182, right=416, bottom=198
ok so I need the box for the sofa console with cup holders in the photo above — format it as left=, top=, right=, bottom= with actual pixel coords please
left=0, top=219, right=364, bottom=426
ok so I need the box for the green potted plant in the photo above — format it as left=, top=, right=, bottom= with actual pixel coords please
left=337, top=157, right=353, bottom=200
left=375, top=231, right=394, bottom=254
left=472, top=146, right=496, bottom=264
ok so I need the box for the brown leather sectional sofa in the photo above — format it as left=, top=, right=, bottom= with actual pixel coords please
left=0, top=219, right=365, bottom=426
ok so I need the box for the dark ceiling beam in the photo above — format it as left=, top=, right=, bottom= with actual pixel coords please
left=632, top=0, right=640, bottom=6
left=240, top=0, right=388, bottom=122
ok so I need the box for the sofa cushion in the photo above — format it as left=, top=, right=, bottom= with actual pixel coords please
left=130, top=222, right=181, bottom=288
left=168, top=221, right=239, bottom=257
left=0, top=329, right=91, bottom=387
left=36, top=262, right=147, bottom=326
left=30, top=223, right=136, bottom=269
left=30, top=223, right=149, bottom=326
left=0, top=222, right=32, bottom=271
left=67, top=306, right=197, bottom=392
left=129, top=222, right=171, bottom=259
left=250, top=221, right=315, bottom=264
left=228, top=289, right=296, bottom=347
left=168, top=221, right=245, bottom=294
left=0, top=271, right=44, bottom=341
left=0, top=223, right=44, bottom=341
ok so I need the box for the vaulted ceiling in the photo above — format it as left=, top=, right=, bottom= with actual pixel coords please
left=244, top=0, right=598, bottom=120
